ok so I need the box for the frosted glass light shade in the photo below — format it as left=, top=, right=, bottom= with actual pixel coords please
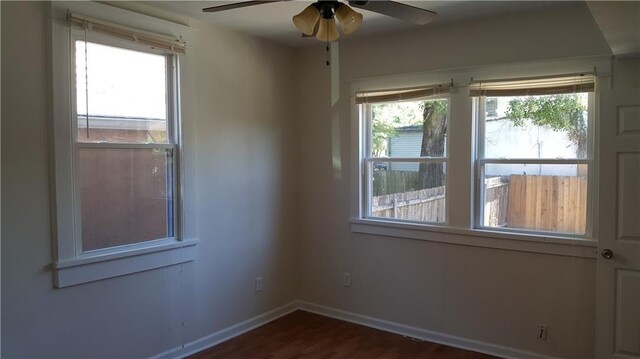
left=293, top=5, right=321, bottom=36
left=316, top=18, right=339, bottom=42
left=335, top=4, right=363, bottom=34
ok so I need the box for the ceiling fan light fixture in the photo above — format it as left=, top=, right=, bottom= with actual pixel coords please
left=316, top=17, right=339, bottom=42
left=292, top=5, right=321, bottom=36
left=335, top=4, right=363, bottom=34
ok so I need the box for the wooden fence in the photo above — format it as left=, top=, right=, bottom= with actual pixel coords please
left=372, top=171, right=587, bottom=233
left=506, top=175, right=587, bottom=234
left=372, top=186, right=446, bottom=223
left=373, top=170, right=421, bottom=195
left=483, top=177, right=510, bottom=227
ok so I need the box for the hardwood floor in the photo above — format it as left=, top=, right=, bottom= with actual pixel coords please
left=190, top=310, right=499, bottom=359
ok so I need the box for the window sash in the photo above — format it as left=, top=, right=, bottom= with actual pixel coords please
left=361, top=98, right=449, bottom=224
left=363, top=96, right=450, bottom=159
left=479, top=158, right=591, bottom=165
left=70, top=32, right=181, bottom=255
left=73, top=144, right=179, bottom=254
left=77, top=142, right=175, bottom=150
left=71, top=32, right=177, bottom=145
left=365, top=157, right=447, bottom=163
left=474, top=93, right=594, bottom=237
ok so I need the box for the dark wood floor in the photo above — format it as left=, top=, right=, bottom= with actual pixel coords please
left=190, top=310, right=498, bottom=359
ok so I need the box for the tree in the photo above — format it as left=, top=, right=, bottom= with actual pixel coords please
left=418, top=100, right=447, bottom=188
left=504, top=94, right=587, bottom=158
left=371, top=120, right=396, bottom=158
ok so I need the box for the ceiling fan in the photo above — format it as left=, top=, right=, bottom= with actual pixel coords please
left=202, top=1, right=438, bottom=42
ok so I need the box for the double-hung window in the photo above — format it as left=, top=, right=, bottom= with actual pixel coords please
left=73, top=25, right=179, bottom=251
left=358, top=85, right=451, bottom=224
left=51, top=5, right=194, bottom=287
left=354, top=66, right=602, bottom=254
left=472, top=75, right=595, bottom=236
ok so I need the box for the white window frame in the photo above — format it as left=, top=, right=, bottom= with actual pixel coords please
left=473, top=93, right=596, bottom=238
left=349, top=58, right=610, bottom=258
left=360, top=96, right=450, bottom=226
left=50, top=1, right=197, bottom=288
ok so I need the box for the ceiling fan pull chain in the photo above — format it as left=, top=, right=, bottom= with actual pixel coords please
left=326, top=41, right=330, bottom=67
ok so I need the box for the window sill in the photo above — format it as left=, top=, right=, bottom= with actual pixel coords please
left=53, top=238, right=199, bottom=288
left=350, top=219, right=597, bottom=258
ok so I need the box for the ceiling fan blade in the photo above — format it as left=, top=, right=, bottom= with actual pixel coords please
left=202, top=1, right=284, bottom=13
left=348, top=1, right=437, bottom=25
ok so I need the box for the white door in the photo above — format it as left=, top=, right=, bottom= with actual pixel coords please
left=596, top=58, right=640, bottom=358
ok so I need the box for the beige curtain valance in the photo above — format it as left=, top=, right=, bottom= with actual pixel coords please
left=469, top=74, right=595, bottom=97
left=69, top=13, right=187, bottom=54
left=355, top=84, right=451, bottom=104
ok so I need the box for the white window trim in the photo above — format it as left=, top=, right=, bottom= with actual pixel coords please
left=49, top=1, right=197, bottom=288
left=350, top=56, right=610, bottom=256
left=350, top=218, right=597, bottom=258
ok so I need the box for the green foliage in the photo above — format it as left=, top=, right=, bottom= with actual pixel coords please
left=371, top=120, right=396, bottom=157
left=505, top=94, right=585, bottom=130
left=505, top=94, right=587, bottom=156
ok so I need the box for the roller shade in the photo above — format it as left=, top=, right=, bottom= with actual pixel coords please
left=69, top=13, right=186, bottom=54
left=356, top=83, right=451, bottom=104
left=469, top=74, right=595, bottom=97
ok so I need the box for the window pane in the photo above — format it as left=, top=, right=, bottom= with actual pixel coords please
left=370, top=161, right=446, bottom=223
left=75, top=41, right=168, bottom=143
left=371, top=99, right=448, bottom=158
left=79, top=148, right=174, bottom=251
left=483, top=94, right=588, bottom=159
left=482, top=163, right=588, bottom=235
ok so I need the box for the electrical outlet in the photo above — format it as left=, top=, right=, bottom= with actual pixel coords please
left=343, top=272, right=351, bottom=287
left=255, top=277, right=263, bottom=292
left=537, top=325, right=548, bottom=340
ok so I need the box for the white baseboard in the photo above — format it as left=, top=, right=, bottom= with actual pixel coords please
left=152, top=300, right=556, bottom=359
left=151, top=301, right=298, bottom=359
left=296, top=301, right=556, bottom=359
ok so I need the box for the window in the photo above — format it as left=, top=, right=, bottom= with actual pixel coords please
left=75, top=40, right=178, bottom=250
left=50, top=4, right=195, bottom=287
left=359, top=85, right=451, bottom=224
left=472, top=75, right=595, bottom=236
left=353, top=65, right=605, bottom=254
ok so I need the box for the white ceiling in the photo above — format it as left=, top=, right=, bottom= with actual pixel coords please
left=144, top=1, right=571, bottom=47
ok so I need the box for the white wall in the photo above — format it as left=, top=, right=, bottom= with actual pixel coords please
left=1, top=2, right=298, bottom=357
left=294, top=4, right=610, bottom=359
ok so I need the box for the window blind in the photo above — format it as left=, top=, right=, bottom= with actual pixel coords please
left=69, top=13, right=187, bottom=54
left=355, top=83, right=451, bottom=104
left=469, top=74, right=595, bottom=97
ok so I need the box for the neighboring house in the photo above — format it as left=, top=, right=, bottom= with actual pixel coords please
left=484, top=96, right=584, bottom=177
left=484, top=117, right=581, bottom=177
left=388, top=125, right=422, bottom=171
